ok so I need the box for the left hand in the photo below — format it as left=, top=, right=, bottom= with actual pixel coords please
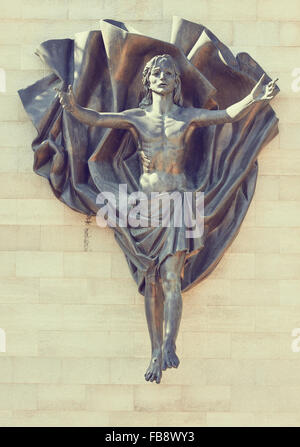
left=250, top=74, right=278, bottom=102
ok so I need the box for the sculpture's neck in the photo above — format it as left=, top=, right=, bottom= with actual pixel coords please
left=150, top=91, right=174, bottom=115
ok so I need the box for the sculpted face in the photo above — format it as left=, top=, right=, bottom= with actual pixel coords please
left=148, top=58, right=176, bottom=96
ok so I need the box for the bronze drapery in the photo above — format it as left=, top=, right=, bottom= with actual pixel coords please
left=18, top=17, right=279, bottom=295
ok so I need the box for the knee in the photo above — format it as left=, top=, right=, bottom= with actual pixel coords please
left=162, top=271, right=177, bottom=282
left=161, top=271, right=179, bottom=293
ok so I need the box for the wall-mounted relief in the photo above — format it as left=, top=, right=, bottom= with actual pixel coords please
left=19, top=17, right=279, bottom=384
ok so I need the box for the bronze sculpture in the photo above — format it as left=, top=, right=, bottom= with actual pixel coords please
left=19, top=18, right=279, bottom=384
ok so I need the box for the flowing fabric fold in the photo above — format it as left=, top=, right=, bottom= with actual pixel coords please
left=18, top=18, right=279, bottom=295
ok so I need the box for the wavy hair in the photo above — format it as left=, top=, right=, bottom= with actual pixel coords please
left=139, top=54, right=183, bottom=108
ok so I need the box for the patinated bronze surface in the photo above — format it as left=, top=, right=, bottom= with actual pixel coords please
left=19, top=18, right=279, bottom=384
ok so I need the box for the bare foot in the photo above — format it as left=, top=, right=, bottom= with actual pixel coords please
left=162, top=343, right=180, bottom=370
left=144, top=353, right=162, bottom=384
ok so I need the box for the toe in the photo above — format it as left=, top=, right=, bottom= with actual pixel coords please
left=166, top=358, right=172, bottom=368
left=172, top=357, right=179, bottom=368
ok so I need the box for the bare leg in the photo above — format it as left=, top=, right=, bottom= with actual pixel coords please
left=144, top=275, right=164, bottom=384
left=160, top=251, right=185, bottom=370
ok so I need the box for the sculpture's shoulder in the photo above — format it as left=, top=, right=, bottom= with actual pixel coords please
left=178, top=105, right=208, bottom=122
left=168, top=105, right=204, bottom=123
left=122, top=107, right=147, bottom=118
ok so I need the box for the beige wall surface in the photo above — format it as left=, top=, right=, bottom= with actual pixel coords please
left=0, top=0, right=300, bottom=427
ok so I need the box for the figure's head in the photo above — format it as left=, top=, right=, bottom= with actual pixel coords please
left=139, top=54, right=183, bottom=108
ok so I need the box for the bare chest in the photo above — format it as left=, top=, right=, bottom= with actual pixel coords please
left=136, top=114, right=188, bottom=149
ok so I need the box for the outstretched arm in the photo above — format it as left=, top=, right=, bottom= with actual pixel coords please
left=190, top=74, right=278, bottom=126
left=56, top=85, right=134, bottom=129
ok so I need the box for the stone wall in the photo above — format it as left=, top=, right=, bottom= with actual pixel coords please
left=0, top=0, right=300, bottom=427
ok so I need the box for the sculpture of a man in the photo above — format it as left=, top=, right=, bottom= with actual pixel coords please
left=56, top=54, right=277, bottom=383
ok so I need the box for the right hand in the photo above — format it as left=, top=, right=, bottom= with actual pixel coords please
left=55, top=84, right=77, bottom=113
